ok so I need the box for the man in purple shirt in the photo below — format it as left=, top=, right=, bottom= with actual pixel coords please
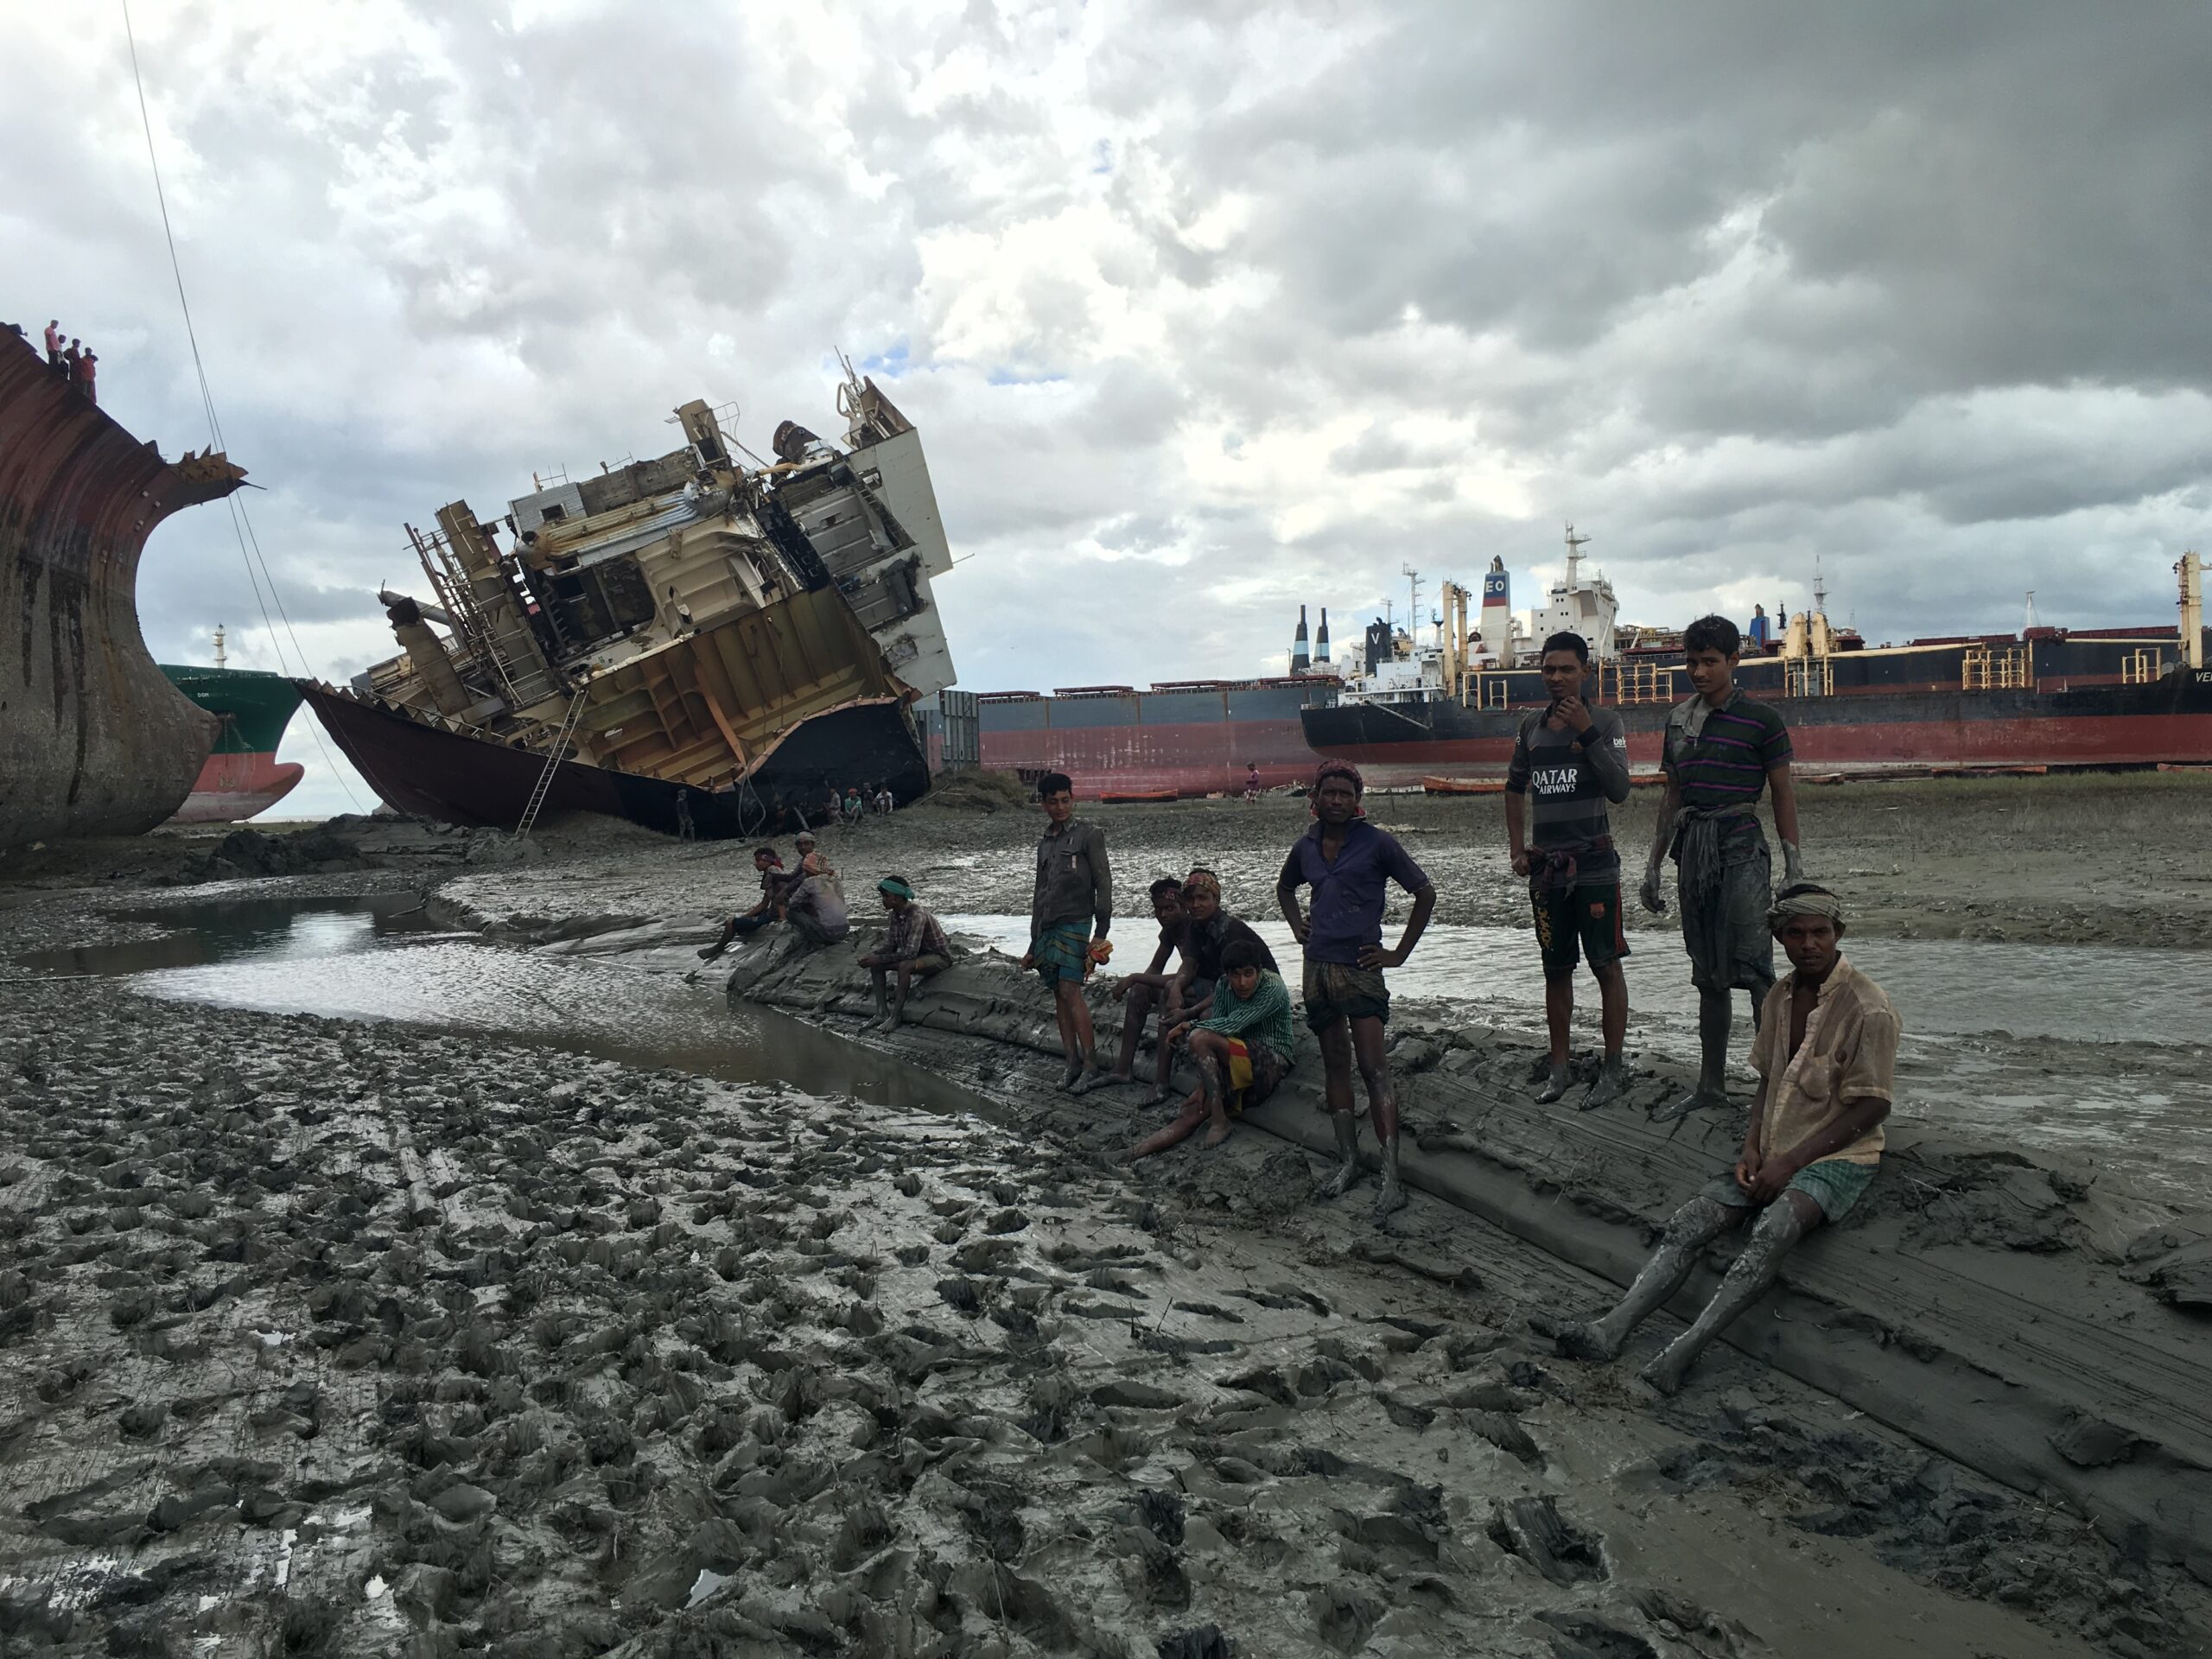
left=1277, top=760, right=1435, bottom=1222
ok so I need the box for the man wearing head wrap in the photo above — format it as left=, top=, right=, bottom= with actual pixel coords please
left=857, top=875, right=953, bottom=1031
left=1541, top=885, right=1897, bottom=1395
left=1277, top=760, right=1436, bottom=1223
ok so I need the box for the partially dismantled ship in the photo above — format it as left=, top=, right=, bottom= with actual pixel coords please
left=301, top=372, right=957, bottom=837
left=1, top=327, right=246, bottom=849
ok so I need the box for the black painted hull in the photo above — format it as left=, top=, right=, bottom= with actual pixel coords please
left=301, top=684, right=929, bottom=838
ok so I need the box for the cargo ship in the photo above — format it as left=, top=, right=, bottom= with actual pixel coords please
left=158, top=630, right=306, bottom=823
left=1300, top=531, right=2212, bottom=782
left=298, top=370, right=957, bottom=838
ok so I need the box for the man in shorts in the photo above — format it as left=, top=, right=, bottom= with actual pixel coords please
left=1277, top=760, right=1435, bottom=1221
left=1019, top=770, right=1114, bottom=1092
left=698, top=845, right=790, bottom=961
left=1542, top=886, right=1894, bottom=1395
left=1150, top=868, right=1278, bottom=1103
left=1640, top=613, right=1802, bottom=1121
left=1506, top=631, right=1634, bottom=1109
left=1128, top=938, right=1295, bottom=1160
left=857, top=875, right=953, bottom=1031
left=1105, top=877, right=1191, bottom=1090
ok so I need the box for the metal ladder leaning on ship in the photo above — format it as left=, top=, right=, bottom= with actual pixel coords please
left=516, top=686, right=590, bottom=837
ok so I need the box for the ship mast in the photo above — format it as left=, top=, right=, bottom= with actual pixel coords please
left=1563, top=523, right=1589, bottom=588
left=1401, top=563, right=1422, bottom=652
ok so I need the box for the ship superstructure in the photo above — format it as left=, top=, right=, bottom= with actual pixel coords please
left=302, top=370, right=958, bottom=836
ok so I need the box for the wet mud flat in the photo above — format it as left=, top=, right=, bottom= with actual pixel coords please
left=3, top=982, right=2202, bottom=1659
left=790, top=771, right=2212, bottom=950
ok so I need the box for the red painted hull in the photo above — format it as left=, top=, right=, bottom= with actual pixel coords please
left=1304, top=671, right=2212, bottom=786
left=980, top=717, right=1319, bottom=796
left=164, top=752, right=307, bottom=824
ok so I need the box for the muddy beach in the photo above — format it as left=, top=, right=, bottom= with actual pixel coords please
left=0, top=780, right=2209, bottom=1657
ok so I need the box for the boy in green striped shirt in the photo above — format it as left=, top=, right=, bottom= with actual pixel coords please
left=1127, top=938, right=1295, bottom=1160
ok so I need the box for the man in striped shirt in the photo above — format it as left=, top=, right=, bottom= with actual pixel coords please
left=1640, top=614, right=1802, bottom=1120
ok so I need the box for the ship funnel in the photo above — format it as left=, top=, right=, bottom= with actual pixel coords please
left=1316, top=607, right=1331, bottom=662
left=1292, top=604, right=1310, bottom=675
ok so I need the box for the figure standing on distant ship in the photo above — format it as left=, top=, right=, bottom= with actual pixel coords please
left=1641, top=615, right=1802, bottom=1120
left=1020, top=771, right=1115, bottom=1093
left=1278, top=760, right=1434, bottom=1222
left=43, top=320, right=62, bottom=371
left=1506, top=632, right=1634, bottom=1109
left=1542, top=886, right=1892, bottom=1395
left=1747, top=604, right=1770, bottom=650
left=674, top=787, right=696, bottom=840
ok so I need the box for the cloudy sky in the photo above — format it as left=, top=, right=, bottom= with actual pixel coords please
left=8, top=1, right=2209, bottom=817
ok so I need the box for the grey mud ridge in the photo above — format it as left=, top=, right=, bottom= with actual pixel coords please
left=0, top=821, right=2201, bottom=1657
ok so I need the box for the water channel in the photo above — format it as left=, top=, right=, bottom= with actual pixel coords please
left=19, top=892, right=2212, bottom=1208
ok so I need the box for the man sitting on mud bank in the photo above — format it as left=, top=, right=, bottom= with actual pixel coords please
left=857, top=876, right=951, bottom=1031
left=1641, top=613, right=1801, bottom=1121
left=1105, top=877, right=1191, bottom=1092
left=1542, top=885, right=1896, bottom=1395
left=1140, top=868, right=1278, bottom=1104
left=698, top=845, right=789, bottom=962
left=780, top=836, right=849, bottom=951
left=1507, top=630, right=1634, bottom=1109
left=1128, top=938, right=1296, bottom=1160
left=1019, top=771, right=1114, bottom=1093
left=1279, top=760, right=1435, bottom=1222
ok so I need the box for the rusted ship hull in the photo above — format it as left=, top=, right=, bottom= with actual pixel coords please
left=302, top=683, right=928, bottom=836
left=1, top=333, right=245, bottom=847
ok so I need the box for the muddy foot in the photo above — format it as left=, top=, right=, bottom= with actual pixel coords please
left=1370, top=1178, right=1409, bottom=1224
left=1635, top=1344, right=1693, bottom=1396
left=1315, top=1159, right=1363, bottom=1200
left=1201, top=1118, right=1232, bottom=1149
left=1580, top=1059, right=1627, bottom=1112
left=1068, top=1068, right=1106, bottom=1096
left=1535, top=1317, right=1621, bottom=1363
left=1535, top=1065, right=1571, bottom=1104
left=1650, top=1085, right=1728, bottom=1123
left=1057, top=1059, right=1085, bottom=1092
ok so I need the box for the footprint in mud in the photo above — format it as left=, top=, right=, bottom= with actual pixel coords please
left=1489, top=1496, right=1607, bottom=1586
left=1311, top=1581, right=1383, bottom=1652
left=1535, top=1609, right=1660, bottom=1659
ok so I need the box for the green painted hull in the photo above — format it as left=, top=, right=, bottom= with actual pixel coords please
left=156, top=665, right=303, bottom=757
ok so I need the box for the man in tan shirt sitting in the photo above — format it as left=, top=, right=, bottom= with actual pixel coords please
left=1544, top=884, right=1897, bottom=1395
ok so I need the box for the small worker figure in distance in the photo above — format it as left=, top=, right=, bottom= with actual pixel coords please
left=1746, top=603, right=1770, bottom=651
left=43, top=319, right=63, bottom=370
left=61, top=339, right=81, bottom=384
left=1244, top=763, right=1262, bottom=804
left=77, top=349, right=97, bottom=406
left=1127, top=937, right=1297, bottom=1160
left=674, top=787, right=696, bottom=841
left=1539, top=886, right=1894, bottom=1395
left=857, top=875, right=952, bottom=1031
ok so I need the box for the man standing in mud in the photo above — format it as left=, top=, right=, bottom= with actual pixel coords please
left=1507, top=632, right=1634, bottom=1109
left=1278, top=760, right=1434, bottom=1221
left=1640, top=614, right=1800, bottom=1120
left=1020, top=771, right=1114, bottom=1093
left=1544, top=885, right=1894, bottom=1395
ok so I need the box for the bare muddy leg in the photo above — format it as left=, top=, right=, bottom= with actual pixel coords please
left=1655, top=989, right=1733, bottom=1120
left=1128, top=1090, right=1208, bottom=1160
left=1580, top=1053, right=1628, bottom=1111
left=1371, top=1135, right=1408, bottom=1224
left=1316, top=1112, right=1363, bottom=1199
left=1110, top=984, right=1154, bottom=1082
left=1547, top=1197, right=1738, bottom=1362
left=1639, top=1192, right=1817, bottom=1396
